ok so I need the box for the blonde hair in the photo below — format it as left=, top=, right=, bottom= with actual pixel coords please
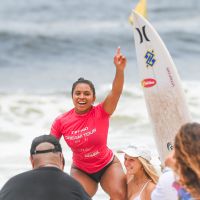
left=174, top=122, right=200, bottom=199
left=138, top=157, right=159, bottom=184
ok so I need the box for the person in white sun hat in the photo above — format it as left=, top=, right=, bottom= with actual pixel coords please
left=119, top=144, right=159, bottom=200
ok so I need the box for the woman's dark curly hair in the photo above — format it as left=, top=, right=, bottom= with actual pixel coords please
left=174, top=122, right=200, bottom=199
left=71, top=77, right=96, bottom=97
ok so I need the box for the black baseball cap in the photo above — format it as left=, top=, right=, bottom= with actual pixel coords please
left=30, top=135, right=62, bottom=155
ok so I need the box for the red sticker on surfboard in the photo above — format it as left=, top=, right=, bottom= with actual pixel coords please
left=142, top=78, right=157, bottom=88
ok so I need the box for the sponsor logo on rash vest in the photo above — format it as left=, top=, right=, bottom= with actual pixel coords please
left=142, top=78, right=157, bottom=88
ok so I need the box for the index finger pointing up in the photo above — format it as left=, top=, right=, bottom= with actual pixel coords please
left=116, top=46, right=121, bottom=55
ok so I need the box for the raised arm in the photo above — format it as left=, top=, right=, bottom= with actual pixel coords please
left=103, top=47, right=127, bottom=115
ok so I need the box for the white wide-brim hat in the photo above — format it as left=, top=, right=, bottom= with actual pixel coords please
left=119, top=144, right=151, bottom=162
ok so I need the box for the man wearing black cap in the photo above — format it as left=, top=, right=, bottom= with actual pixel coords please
left=0, top=135, right=91, bottom=200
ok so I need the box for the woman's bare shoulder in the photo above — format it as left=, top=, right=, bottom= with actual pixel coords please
left=146, top=181, right=156, bottom=193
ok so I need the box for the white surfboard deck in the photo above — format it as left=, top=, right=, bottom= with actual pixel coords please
left=132, top=11, right=191, bottom=164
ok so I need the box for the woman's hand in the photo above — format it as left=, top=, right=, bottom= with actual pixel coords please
left=114, top=47, right=127, bottom=70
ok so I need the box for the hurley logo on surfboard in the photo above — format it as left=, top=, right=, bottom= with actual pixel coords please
left=136, top=26, right=150, bottom=43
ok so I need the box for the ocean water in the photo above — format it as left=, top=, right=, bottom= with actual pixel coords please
left=0, top=0, right=200, bottom=199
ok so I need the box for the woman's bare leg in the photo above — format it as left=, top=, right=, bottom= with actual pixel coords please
left=70, top=167, right=98, bottom=197
left=100, top=156, right=127, bottom=200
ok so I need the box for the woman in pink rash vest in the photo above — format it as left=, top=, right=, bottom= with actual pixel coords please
left=50, top=47, right=127, bottom=200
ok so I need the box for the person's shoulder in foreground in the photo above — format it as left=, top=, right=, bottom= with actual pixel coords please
left=0, top=134, right=91, bottom=200
left=151, top=167, right=178, bottom=200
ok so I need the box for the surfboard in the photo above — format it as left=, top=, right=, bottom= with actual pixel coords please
left=131, top=11, right=191, bottom=164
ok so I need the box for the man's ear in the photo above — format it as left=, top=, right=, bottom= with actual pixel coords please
left=60, top=153, right=65, bottom=170
left=30, top=155, right=34, bottom=168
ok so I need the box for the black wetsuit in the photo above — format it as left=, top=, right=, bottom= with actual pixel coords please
left=0, top=167, right=91, bottom=200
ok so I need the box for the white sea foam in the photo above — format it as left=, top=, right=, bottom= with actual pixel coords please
left=0, top=85, right=199, bottom=199
left=1, top=81, right=200, bottom=191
